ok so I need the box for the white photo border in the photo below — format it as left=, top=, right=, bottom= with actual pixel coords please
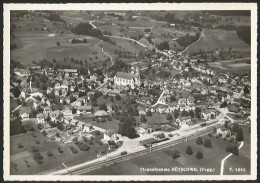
left=3, top=3, right=258, bottom=181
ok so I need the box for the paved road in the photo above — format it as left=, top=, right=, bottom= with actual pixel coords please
left=47, top=106, right=224, bottom=175
left=179, top=30, right=205, bottom=54
left=103, top=35, right=147, bottom=48
left=151, top=89, right=169, bottom=107
left=101, top=47, right=113, bottom=67
left=220, top=141, right=244, bottom=175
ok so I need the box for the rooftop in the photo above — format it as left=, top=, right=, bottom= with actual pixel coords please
left=115, top=72, right=138, bottom=80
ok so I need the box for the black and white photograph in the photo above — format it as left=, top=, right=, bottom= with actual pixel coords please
left=3, top=3, right=257, bottom=181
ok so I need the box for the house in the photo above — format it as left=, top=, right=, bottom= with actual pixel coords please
left=50, top=110, right=62, bottom=123
left=19, top=107, right=31, bottom=119
left=83, top=123, right=94, bottom=132
left=44, top=106, right=52, bottom=115
left=216, top=126, right=230, bottom=137
left=77, top=121, right=86, bottom=130
left=178, top=98, right=186, bottom=106
left=62, top=106, right=72, bottom=116
left=228, top=104, right=240, bottom=113
left=135, top=127, right=148, bottom=137
left=76, top=105, right=92, bottom=114
left=94, top=110, right=109, bottom=118
left=187, top=96, right=195, bottom=106
left=178, top=98, right=186, bottom=111
left=36, top=113, right=45, bottom=124
left=72, top=92, right=80, bottom=98
left=151, top=104, right=169, bottom=113
left=54, top=82, right=61, bottom=89
left=114, top=72, right=141, bottom=88
left=103, top=129, right=119, bottom=143
left=33, top=100, right=41, bottom=109
left=176, top=116, right=192, bottom=126
left=201, top=110, right=213, bottom=120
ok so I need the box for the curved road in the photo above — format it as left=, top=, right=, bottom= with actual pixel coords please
left=179, top=30, right=205, bottom=54
left=103, top=35, right=147, bottom=48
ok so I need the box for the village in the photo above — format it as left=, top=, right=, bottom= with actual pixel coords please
left=11, top=45, right=251, bottom=152
left=8, top=9, right=252, bottom=176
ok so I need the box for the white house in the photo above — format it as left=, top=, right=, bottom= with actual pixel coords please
left=36, top=113, right=45, bottom=124
left=103, top=129, right=119, bottom=143
left=114, top=72, right=141, bottom=88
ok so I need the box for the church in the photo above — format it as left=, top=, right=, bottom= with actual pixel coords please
left=113, top=66, right=141, bottom=88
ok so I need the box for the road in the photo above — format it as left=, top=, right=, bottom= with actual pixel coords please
left=11, top=95, right=34, bottom=113
left=52, top=126, right=216, bottom=175
left=103, top=35, right=147, bottom=48
left=179, top=30, right=205, bottom=54
left=152, top=89, right=169, bottom=107
left=101, top=47, right=113, bottom=67
left=47, top=106, right=224, bottom=175
left=61, top=15, right=97, bottom=29
left=220, top=141, right=244, bottom=175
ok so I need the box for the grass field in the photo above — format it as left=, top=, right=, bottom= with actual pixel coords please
left=10, top=98, right=19, bottom=110
left=209, top=59, right=251, bottom=74
left=11, top=32, right=108, bottom=66
left=184, top=29, right=250, bottom=53
left=10, top=120, right=108, bottom=175
left=87, top=134, right=236, bottom=175
left=223, top=126, right=251, bottom=175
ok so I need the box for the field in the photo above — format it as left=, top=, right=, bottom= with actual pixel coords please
left=10, top=98, right=19, bottom=110
left=87, top=134, right=236, bottom=175
left=223, top=126, right=251, bottom=175
left=11, top=32, right=108, bottom=66
left=209, top=59, right=251, bottom=74
left=10, top=120, right=108, bottom=175
left=184, top=29, right=250, bottom=53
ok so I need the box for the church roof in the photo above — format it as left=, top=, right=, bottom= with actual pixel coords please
left=115, top=72, right=138, bottom=80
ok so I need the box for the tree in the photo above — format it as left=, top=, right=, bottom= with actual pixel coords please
left=203, top=138, right=212, bottom=148
left=220, top=101, right=228, bottom=108
left=57, top=147, right=63, bottom=153
left=140, top=114, right=147, bottom=123
left=189, top=110, right=195, bottom=120
left=166, top=113, right=173, bottom=121
left=56, top=41, right=60, bottom=46
left=47, top=150, right=53, bottom=156
left=236, top=127, right=244, bottom=142
left=195, top=107, right=201, bottom=119
left=115, top=94, right=122, bottom=100
left=99, top=103, right=107, bottom=111
left=185, top=145, right=193, bottom=155
left=170, top=95, right=176, bottom=102
left=172, top=150, right=181, bottom=159
left=42, top=130, right=47, bottom=136
left=12, top=87, right=21, bottom=98
left=173, top=110, right=179, bottom=119
left=10, top=117, right=24, bottom=136
left=196, top=151, right=203, bottom=159
left=146, top=110, right=152, bottom=116
left=17, top=142, right=23, bottom=148
left=196, top=137, right=203, bottom=145
left=243, top=85, right=250, bottom=95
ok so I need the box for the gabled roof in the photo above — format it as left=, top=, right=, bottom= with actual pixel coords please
left=115, top=72, right=138, bottom=80
left=77, top=105, right=92, bottom=110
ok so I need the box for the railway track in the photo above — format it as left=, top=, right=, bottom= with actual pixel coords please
left=59, top=128, right=214, bottom=175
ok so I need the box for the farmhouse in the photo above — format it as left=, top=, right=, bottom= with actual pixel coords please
left=114, top=72, right=141, bottom=88
left=36, top=113, right=45, bottom=124
left=76, top=105, right=92, bottom=114
left=19, top=107, right=31, bottom=119
left=103, top=129, right=119, bottom=143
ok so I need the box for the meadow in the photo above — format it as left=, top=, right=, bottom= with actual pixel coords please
left=87, top=133, right=238, bottom=175
left=184, top=29, right=250, bottom=53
